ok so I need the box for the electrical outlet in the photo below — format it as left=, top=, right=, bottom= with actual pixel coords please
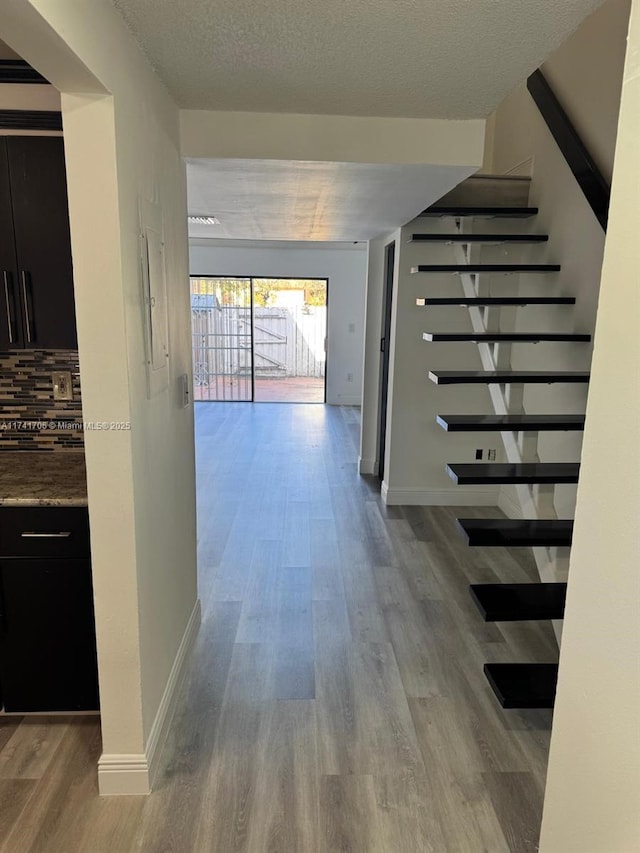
left=52, top=371, right=73, bottom=401
left=488, top=449, right=496, bottom=461
left=475, top=448, right=483, bottom=460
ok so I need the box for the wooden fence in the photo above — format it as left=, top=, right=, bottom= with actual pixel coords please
left=191, top=304, right=326, bottom=387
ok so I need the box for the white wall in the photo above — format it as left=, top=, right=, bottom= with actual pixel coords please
left=181, top=109, right=486, bottom=165
left=0, top=81, right=60, bottom=110
left=379, top=217, right=499, bottom=506
left=486, top=0, right=630, bottom=519
left=539, top=1, right=640, bottom=848
left=189, top=240, right=368, bottom=405
left=543, top=0, right=631, bottom=185
left=359, top=164, right=508, bottom=502
left=0, top=0, right=198, bottom=795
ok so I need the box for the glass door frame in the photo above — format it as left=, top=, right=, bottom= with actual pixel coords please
left=190, top=275, right=329, bottom=404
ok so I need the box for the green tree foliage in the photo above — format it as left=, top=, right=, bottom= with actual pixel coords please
left=303, top=281, right=327, bottom=306
left=191, top=277, right=327, bottom=307
left=253, top=280, right=276, bottom=306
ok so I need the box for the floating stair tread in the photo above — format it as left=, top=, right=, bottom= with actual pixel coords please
left=457, top=518, right=574, bottom=547
left=423, top=332, right=590, bottom=343
left=411, top=264, right=561, bottom=273
left=420, top=206, right=539, bottom=219
left=429, top=370, right=590, bottom=385
left=409, top=233, right=549, bottom=244
left=483, top=663, right=558, bottom=709
left=446, top=462, right=580, bottom=485
left=470, top=583, right=567, bottom=621
left=437, top=415, right=585, bottom=432
left=417, top=296, right=575, bottom=307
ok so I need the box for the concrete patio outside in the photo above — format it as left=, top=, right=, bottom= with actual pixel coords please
left=194, top=376, right=325, bottom=403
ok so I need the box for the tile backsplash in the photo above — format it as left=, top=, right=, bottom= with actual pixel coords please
left=0, top=350, right=83, bottom=451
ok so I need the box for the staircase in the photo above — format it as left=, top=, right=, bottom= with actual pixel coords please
left=416, top=175, right=590, bottom=710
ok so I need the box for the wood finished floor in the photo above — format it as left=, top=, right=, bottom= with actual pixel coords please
left=0, top=404, right=558, bottom=852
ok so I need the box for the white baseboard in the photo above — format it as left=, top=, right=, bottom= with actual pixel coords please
left=382, top=484, right=500, bottom=506
left=144, top=598, right=201, bottom=790
left=98, top=597, right=201, bottom=796
left=97, top=754, right=151, bottom=796
left=358, top=456, right=378, bottom=475
left=331, top=395, right=361, bottom=406
left=498, top=487, right=524, bottom=519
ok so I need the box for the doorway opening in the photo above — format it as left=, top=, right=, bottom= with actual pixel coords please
left=377, top=241, right=395, bottom=480
left=191, top=276, right=327, bottom=403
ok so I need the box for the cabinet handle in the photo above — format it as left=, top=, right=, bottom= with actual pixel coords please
left=0, top=572, right=6, bottom=636
left=21, top=531, right=72, bottom=538
left=3, top=271, right=14, bottom=344
left=21, top=271, right=33, bottom=344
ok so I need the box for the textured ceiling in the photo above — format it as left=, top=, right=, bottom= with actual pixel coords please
left=185, top=159, right=474, bottom=241
left=112, top=0, right=604, bottom=117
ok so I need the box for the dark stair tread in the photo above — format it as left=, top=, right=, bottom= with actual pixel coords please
left=417, top=296, right=575, bottom=306
left=429, top=370, right=590, bottom=385
left=409, top=233, right=549, bottom=244
left=411, top=264, right=561, bottom=273
left=446, top=462, right=580, bottom=485
left=470, top=583, right=567, bottom=621
left=483, top=663, right=558, bottom=709
left=437, top=414, right=585, bottom=432
left=420, top=206, right=539, bottom=219
left=423, top=332, right=590, bottom=343
left=457, top=518, right=574, bottom=547
left=0, top=59, right=49, bottom=85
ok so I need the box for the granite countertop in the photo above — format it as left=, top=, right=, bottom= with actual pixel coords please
left=0, top=452, right=88, bottom=507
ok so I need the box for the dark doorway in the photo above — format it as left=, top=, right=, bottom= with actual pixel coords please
left=378, top=241, right=395, bottom=480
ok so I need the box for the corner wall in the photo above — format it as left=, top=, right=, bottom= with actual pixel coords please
left=0, top=0, right=198, bottom=794
left=189, top=241, right=368, bottom=405
left=486, top=0, right=630, bottom=519
left=539, top=1, right=640, bottom=848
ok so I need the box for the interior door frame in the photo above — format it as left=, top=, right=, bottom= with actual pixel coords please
left=377, top=241, right=395, bottom=480
left=189, top=274, right=329, bottom=403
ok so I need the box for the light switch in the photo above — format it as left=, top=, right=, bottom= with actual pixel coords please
left=52, top=371, right=73, bottom=401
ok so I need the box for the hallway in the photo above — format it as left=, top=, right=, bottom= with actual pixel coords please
left=0, top=403, right=556, bottom=852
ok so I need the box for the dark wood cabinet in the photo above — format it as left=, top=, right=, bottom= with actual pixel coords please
left=0, top=136, right=77, bottom=351
left=0, top=507, right=99, bottom=712
left=0, top=140, right=20, bottom=349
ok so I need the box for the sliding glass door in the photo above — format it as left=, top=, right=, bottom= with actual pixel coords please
left=191, top=277, right=327, bottom=403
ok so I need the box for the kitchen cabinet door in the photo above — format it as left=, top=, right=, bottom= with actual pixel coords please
left=0, top=140, right=22, bottom=349
left=6, top=137, right=77, bottom=350
left=0, top=558, right=99, bottom=712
